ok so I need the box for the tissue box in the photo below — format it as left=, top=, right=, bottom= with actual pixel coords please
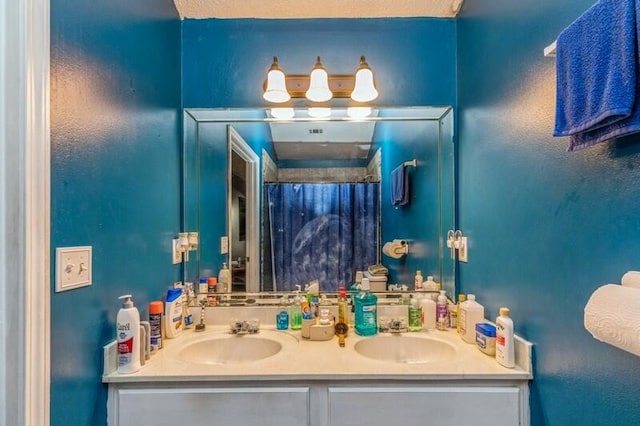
left=364, top=271, right=387, bottom=292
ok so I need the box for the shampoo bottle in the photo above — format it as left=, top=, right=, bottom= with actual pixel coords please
left=117, top=295, right=141, bottom=374
left=459, top=294, right=485, bottom=344
left=496, top=307, right=515, bottom=368
left=164, top=287, right=184, bottom=339
left=354, top=278, right=378, bottom=336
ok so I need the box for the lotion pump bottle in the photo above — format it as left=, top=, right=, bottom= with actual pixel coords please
left=496, top=307, right=515, bottom=368
left=117, top=295, right=141, bottom=374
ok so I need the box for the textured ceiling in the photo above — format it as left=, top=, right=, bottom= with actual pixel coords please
left=173, top=0, right=463, bottom=19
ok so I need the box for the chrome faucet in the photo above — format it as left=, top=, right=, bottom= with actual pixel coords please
left=379, top=317, right=408, bottom=333
left=230, top=319, right=260, bottom=335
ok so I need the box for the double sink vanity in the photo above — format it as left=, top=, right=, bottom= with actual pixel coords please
left=103, top=305, right=532, bottom=426
left=103, top=107, right=531, bottom=425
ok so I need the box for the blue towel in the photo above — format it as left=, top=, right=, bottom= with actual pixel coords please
left=391, top=164, right=410, bottom=206
left=554, top=0, right=639, bottom=151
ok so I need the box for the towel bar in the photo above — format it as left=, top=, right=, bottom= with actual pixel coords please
left=404, top=159, right=417, bottom=167
left=544, top=40, right=557, bottom=57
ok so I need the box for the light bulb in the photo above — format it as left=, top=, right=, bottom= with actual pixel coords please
left=351, top=56, right=378, bottom=103
left=305, top=57, right=333, bottom=102
left=263, top=57, right=291, bottom=103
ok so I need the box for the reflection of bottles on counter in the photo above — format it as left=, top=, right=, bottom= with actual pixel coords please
left=423, top=276, right=439, bottom=301
left=338, top=286, right=348, bottom=326
left=276, top=296, right=290, bottom=330
left=436, top=290, right=450, bottom=330
left=354, top=278, right=378, bottom=336
left=207, top=277, right=217, bottom=306
left=414, top=270, right=423, bottom=290
left=408, top=295, right=422, bottom=331
left=290, top=285, right=302, bottom=330
left=218, top=262, right=231, bottom=293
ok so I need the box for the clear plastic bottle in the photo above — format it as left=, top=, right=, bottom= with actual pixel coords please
left=496, top=307, right=515, bottom=368
left=423, top=275, right=439, bottom=301
left=354, top=278, right=378, bottom=336
left=459, top=294, right=484, bottom=344
left=456, top=294, right=466, bottom=334
left=290, top=285, right=302, bottom=330
left=419, top=293, right=436, bottom=330
left=436, top=290, right=450, bottom=329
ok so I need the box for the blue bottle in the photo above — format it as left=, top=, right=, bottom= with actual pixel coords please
left=354, top=278, right=378, bottom=336
left=276, top=296, right=290, bottom=330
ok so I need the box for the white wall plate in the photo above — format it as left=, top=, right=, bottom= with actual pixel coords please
left=55, top=246, right=92, bottom=292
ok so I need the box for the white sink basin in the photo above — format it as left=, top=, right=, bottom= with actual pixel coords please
left=176, top=334, right=284, bottom=365
left=354, top=335, right=456, bottom=364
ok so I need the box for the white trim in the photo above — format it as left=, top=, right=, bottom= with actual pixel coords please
left=228, top=126, right=260, bottom=292
left=1, top=0, right=51, bottom=424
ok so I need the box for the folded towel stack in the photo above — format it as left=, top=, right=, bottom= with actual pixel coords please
left=554, top=0, right=640, bottom=151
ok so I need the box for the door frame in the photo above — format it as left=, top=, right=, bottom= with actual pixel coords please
left=1, top=0, right=51, bottom=424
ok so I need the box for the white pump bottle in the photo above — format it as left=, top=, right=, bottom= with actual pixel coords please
left=116, top=294, right=141, bottom=374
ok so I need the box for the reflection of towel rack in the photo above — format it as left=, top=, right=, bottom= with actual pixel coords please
left=404, top=159, right=418, bottom=167
left=544, top=40, right=557, bottom=57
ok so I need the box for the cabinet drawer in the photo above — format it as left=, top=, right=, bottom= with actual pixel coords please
left=114, top=386, right=310, bottom=426
left=328, top=386, right=521, bottom=426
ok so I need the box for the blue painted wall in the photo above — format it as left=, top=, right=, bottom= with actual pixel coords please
left=457, top=1, right=640, bottom=424
left=182, top=18, right=457, bottom=286
left=50, top=0, right=181, bottom=424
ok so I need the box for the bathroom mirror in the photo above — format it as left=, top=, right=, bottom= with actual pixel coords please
left=183, top=106, right=455, bottom=296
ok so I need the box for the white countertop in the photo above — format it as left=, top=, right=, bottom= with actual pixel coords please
left=103, top=326, right=532, bottom=384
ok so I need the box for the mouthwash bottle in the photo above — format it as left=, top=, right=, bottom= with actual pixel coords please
left=354, top=278, right=378, bottom=336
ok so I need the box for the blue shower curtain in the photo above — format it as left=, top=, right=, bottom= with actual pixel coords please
left=265, top=183, right=379, bottom=292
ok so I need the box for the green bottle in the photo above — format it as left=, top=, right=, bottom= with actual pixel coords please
left=290, top=285, right=302, bottom=330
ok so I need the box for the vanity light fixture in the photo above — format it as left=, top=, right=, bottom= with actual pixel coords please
left=262, top=56, right=379, bottom=104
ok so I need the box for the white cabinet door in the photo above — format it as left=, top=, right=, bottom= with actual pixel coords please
left=114, top=386, right=310, bottom=426
left=328, top=386, right=521, bottom=426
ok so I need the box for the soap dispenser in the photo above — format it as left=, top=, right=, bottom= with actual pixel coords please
left=290, top=285, right=302, bottom=330
left=117, top=295, right=141, bottom=374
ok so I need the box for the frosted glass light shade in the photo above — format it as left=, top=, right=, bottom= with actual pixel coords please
left=305, top=57, right=333, bottom=102
left=347, top=106, right=372, bottom=118
left=270, top=107, right=295, bottom=119
left=263, top=57, right=291, bottom=103
left=308, top=107, right=332, bottom=118
left=351, top=56, right=378, bottom=102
